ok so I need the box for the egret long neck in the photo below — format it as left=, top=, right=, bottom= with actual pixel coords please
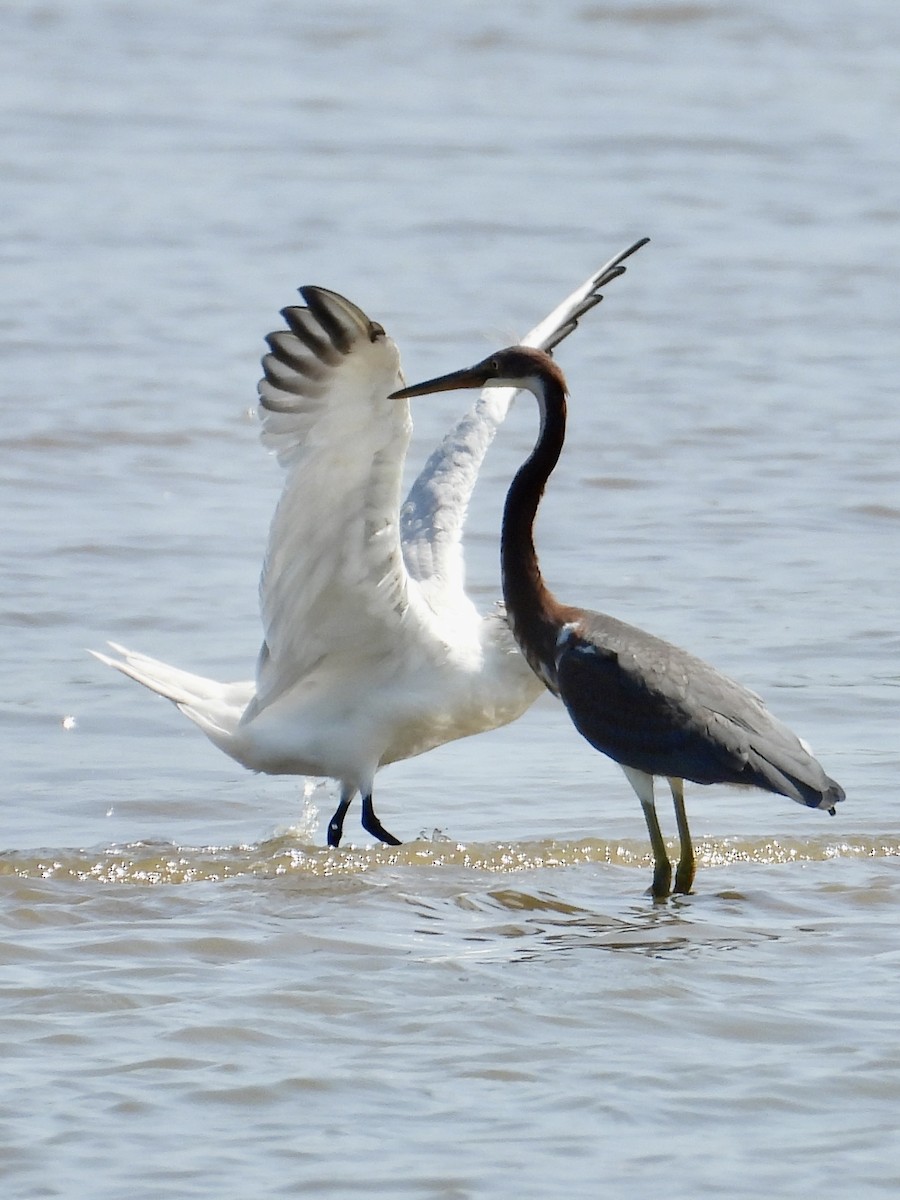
left=500, top=370, right=569, bottom=692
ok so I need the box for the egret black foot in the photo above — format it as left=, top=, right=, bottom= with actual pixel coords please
left=372, top=827, right=402, bottom=847
left=360, top=795, right=402, bottom=846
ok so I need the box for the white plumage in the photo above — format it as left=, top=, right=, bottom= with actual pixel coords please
left=92, top=241, right=646, bottom=845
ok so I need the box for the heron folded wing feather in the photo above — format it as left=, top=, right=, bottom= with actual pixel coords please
left=557, top=621, right=840, bottom=807
left=556, top=638, right=704, bottom=771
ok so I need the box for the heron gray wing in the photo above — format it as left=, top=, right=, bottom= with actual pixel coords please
left=556, top=612, right=840, bottom=807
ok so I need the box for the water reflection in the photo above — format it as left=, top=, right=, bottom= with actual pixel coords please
left=435, top=883, right=782, bottom=961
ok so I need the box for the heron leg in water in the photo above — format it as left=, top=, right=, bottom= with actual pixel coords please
left=327, top=785, right=356, bottom=848
left=670, top=777, right=695, bottom=894
left=361, top=793, right=402, bottom=846
left=623, top=765, right=672, bottom=900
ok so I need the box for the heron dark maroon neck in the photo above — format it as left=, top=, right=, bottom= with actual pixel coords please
left=500, top=360, right=572, bottom=685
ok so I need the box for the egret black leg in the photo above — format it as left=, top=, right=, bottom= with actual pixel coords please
left=623, top=766, right=672, bottom=900
left=670, top=777, right=695, bottom=894
left=327, top=786, right=355, bottom=848
left=360, top=793, right=402, bottom=846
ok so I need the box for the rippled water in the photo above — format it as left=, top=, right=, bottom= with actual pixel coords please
left=3, top=1, right=899, bottom=1196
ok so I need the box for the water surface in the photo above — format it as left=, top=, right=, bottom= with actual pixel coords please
left=2, top=2, right=899, bottom=1196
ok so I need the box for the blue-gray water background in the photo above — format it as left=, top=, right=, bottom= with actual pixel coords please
left=2, top=2, right=899, bottom=1196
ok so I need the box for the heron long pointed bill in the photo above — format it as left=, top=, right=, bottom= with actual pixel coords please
left=390, top=361, right=498, bottom=401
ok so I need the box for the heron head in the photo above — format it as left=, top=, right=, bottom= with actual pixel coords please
left=390, top=345, right=560, bottom=400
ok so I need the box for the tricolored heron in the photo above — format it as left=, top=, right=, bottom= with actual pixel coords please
left=391, top=344, right=845, bottom=898
left=92, top=240, right=647, bottom=847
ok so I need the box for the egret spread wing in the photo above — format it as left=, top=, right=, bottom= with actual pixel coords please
left=400, top=239, right=649, bottom=606
left=519, top=238, right=649, bottom=354
left=252, top=287, right=431, bottom=714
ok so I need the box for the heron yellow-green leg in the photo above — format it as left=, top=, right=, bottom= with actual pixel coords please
left=670, top=777, right=695, bottom=894
left=642, top=798, right=673, bottom=900
left=623, top=766, right=672, bottom=900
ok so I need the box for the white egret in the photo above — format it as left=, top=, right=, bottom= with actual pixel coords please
left=93, top=240, right=647, bottom=845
